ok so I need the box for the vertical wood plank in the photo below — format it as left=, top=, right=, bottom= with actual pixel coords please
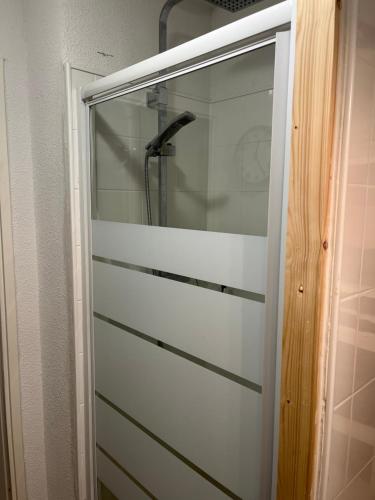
left=277, top=1, right=339, bottom=498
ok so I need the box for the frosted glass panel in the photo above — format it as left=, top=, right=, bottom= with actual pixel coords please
left=89, top=35, right=288, bottom=500
left=93, top=259, right=265, bottom=383
left=91, top=45, right=274, bottom=236
left=97, top=449, right=149, bottom=500
left=92, top=220, right=267, bottom=293
left=96, top=397, right=229, bottom=500
left=95, top=318, right=262, bottom=499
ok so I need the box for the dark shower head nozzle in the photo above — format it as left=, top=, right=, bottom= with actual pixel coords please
left=204, top=0, right=260, bottom=12
left=145, top=111, right=196, bottom=157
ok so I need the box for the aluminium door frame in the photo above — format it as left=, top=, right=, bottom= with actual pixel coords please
left=0, top=59, right=27, bottom=500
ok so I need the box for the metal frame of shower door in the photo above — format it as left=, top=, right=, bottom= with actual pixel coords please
left=0, top=59, right=27, bottom=500
left=79, top=2, right=294, bottom=499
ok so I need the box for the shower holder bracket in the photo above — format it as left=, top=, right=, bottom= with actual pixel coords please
left=147, top=86, right=168, bottom=110
left=157, top=143, right=176, bottom=157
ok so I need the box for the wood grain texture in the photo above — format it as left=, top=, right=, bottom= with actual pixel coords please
left=277, top=1, right=339, bottom=499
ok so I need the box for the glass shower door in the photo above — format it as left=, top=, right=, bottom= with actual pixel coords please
left=88, top=32, right=290, bottom=500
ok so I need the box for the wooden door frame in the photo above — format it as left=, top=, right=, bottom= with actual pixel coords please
left=277, top=0, right=340, bottom=498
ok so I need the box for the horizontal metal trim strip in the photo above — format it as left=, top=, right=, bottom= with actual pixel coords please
left=94, top=312, right=262, bottom=394
left=96, top=392, right=241, bottom=500
left=97, top=444, right=156, bottom=499
left=84, top=37, right=276, bottom=107
left=82, top=0, right=292, bottom=101
left=92, top=255, right=265, bottom=304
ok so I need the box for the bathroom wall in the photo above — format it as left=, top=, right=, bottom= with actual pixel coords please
left=0, top=1, right=47, bottom=498
left=321, top=1, right=375, bottom=498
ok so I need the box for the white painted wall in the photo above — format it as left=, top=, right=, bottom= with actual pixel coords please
left=0, top=0, right=47, bottom=498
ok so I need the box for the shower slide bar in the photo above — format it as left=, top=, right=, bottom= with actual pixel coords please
left=81, top=0, right=292, bottom=103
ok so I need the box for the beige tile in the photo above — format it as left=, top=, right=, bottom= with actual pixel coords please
left=355, top=346, right=375, bottom=392
left=368, top=140, right=375, bottom=186
left=357, top=0, right=375, bottom=67
left=334, top=299, right=358, bottom=405
left=347, top=57, right=375, bottom=185
left=337, top=459, right=375, bottom=500
left=361, top=187, right=375, bottom=290
left=334, top=340, right=356, bottom=406
left=326, top=401, right=351, bottom=499
left=352, top=379, right=375, bottom=427
left=341, top=185, right=367, bottom=296
left=349, top=381, right=375, bottom=480
left=355, top=291, right=375, bottom=391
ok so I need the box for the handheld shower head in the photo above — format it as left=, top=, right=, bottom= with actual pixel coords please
left=145, top=111, right=196, bottom=157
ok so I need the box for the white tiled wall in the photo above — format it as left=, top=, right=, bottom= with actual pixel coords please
left=322, top=1, right=375, bottom=498
left=206, top=45, right=274, bottom=236
left=94, top=84, right=210, bottom=229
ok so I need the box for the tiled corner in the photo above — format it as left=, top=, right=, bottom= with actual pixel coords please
left=361, top=187, right=375, bottom=290
left=340, top=185, right=367, bottom=297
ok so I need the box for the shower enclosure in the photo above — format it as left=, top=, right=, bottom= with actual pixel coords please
left=80, top=2, right=293, bottom=498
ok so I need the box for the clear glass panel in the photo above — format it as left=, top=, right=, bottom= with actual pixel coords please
left=92, top=44, right=274, bottom=236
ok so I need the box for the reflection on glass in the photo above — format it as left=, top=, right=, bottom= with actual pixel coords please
left=91, top=44, right=275, bottom=236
